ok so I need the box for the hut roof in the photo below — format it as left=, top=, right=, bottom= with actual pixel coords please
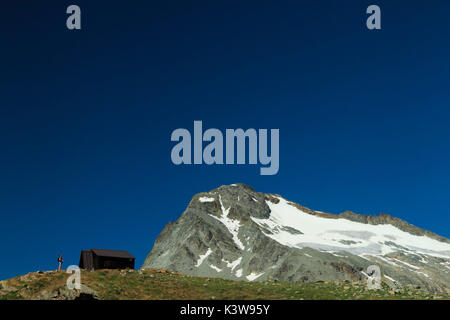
left=90, top=248, right=135, bottom=259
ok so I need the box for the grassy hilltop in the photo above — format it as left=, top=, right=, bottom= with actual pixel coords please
left=1, top=268, right=449, bottom=300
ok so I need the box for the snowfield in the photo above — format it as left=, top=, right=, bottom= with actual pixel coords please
left=251, top=196, right=450, bottom=259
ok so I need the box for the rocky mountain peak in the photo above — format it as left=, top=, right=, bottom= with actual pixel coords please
left=143, top=184, right=450, bottom=294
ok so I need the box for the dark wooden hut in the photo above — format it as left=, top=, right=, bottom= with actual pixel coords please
left=79, top=248, right=135, bottom=270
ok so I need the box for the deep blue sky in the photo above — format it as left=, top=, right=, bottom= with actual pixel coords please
left=1, top=1, right=449, bottom=280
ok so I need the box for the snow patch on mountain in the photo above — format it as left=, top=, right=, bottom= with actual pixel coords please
left=224, top=257, right=242, bottom=271
left=196, top=248, right=212, bottom=267
left=199, top=196, right=215, bottom=203
left=391, top=258, right=420, bottom=270
left=384, top=275, right=397, bottom=282
left=209, top=196, right=245, bottom=250
left=246, top=272, right=264, bottom=281
left=209, top=265, right=222, bottom=272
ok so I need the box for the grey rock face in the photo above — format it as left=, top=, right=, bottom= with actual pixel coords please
left=142, top=184, right=450, bottom=294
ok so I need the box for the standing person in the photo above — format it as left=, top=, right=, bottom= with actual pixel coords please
left=57, top=254, right=64, bottom=272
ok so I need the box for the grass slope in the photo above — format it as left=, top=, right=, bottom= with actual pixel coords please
left=1, top=269, right=448, bottom=300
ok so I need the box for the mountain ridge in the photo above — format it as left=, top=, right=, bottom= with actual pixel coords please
left=186, top=184, right=449, bottom=243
